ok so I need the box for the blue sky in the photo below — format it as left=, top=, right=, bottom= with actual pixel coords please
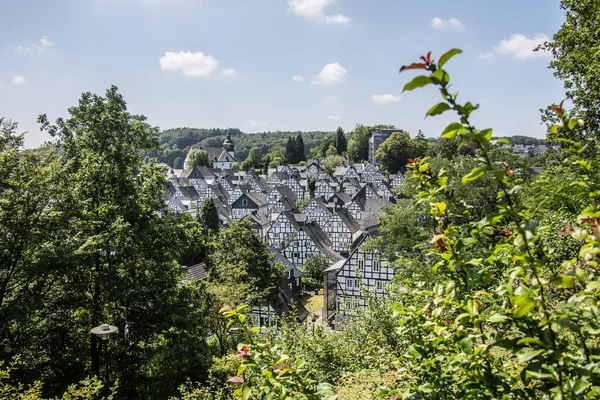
left=0, top=0, right=565, bottom=147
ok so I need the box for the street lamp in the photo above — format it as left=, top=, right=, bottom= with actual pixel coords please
left=91, top=324, right=118, bottom=389
left=311, top=313, right=318, bottom=333
left=91, top=324, right=118, bottom=341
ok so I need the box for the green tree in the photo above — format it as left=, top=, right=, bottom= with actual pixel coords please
left=173, top=156, right=184, bottom=169
left=242, top=146, right=263, bottom=171
left=347, top=124, right=369, bottom=163
left=323, top=155, right=341, bottom=174
left=37, top=86, right=211, bottom=398
left=300, top=254, right=329, bottom=289
left=320, top=133, right=336, bottom=158
left=375, top=131, right=415, bottom=173
left=199, top=197, right=220, bottom=235
left=539, top=0, right=600, bottom=140
left=285, top=137, right=296, bottom=164
left=295, top=133, right=305, bottom=162
left=335, top=127, right=347, bottom=155
left=185, top=149, right=213, bottom=168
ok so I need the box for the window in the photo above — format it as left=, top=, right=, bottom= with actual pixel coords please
left=242, top=199, right=248, bottom=206
left=373, top=259, right=381, bottom=272
left=345, top=300, right=352, bottom=310
left=358, top=259, right=364, bottom=270
left=376, top=281, right=385, bottom=292
left=345, top=278, right=354, bottom=288
left=294, top=253, right=299, bottom=258
left=355, top=280, right=360, bottom=288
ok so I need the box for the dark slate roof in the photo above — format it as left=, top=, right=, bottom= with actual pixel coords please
left=180, top=185, right=200, bottom=200
left=280, top=211, right=303, bottom=230
left=209, top=184, right=230, bottom=202
left=217, top=150, right=236, bottom=162
left=197, top=165, right=215, bottom=179
left=180, top=166, right=205, bottom=180
left=184, top=263, right=207, bottom=281
left=336, top=208, right=360, bottom=233
left=205, top=147, right=223, bottom=161
left=271, top=171, right=291, bottom=182
left=247, top=212, right=272, bottom=227
left=246, top=192, right=268, bottom=208
left=271, top=185, right=298, bottom=202
left=330, top=191, right=352, bottom=205
left=302, top=221, right=344, bottom=263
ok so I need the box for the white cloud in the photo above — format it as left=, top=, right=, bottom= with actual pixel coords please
left=430, top=17, right=464, bottom=31
left=249, top=121, right=267, bottom=127
left=17, top=36, right=56, bottom=52
left=323, top=14, right=350, bottom=25
left=494, top=34, right=551, bottom=59
left=159, top=51, right=219, bottom=77
left=288, top=0, right=350, bottom=25
left=12, top=75, right=26, bottom=85
left=222, top=68, right=238, bottom=77
left=322, top=95, right=340, bottom=103
left=292, top=75, right=305, bottom=82
left=327, top=115, right=341, bottom=120
left=312, top=62, right=347, bottom=85
left=476, top=52, right=495, bottom=60
left=372, top=94, right=401, bottom=104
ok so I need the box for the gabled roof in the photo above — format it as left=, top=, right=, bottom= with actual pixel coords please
left=271, top=185, right=298, bottom=202
left=336, top=208, right=360, bottom=233
left=302, top=221, right=344, bottom=263
left=278, top=211, right=303, bottom=230
left=184, top=263, right=207, bottom=281
left=330, top=191, right=352, bottom=205
left=180, top=166, right=206, bottom=180
left=197, top=165, right=215, bottom=180
left=233, top=192, right=268, bottom=208
left=217, top=150, right=237, bottom=162
left=247, top=212, right=272, bottom=227
left=205, top=147, right=223, bottom=161
left=305, top=197, right=333, bottom=217
left=180, top=185, right=200, bottom=200
left=270, top=171, right=291, bottom=182
left=209, top=184, right=231, bottom=202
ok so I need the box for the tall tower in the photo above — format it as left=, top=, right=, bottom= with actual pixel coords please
left=223, top=131, right=235, bottom=158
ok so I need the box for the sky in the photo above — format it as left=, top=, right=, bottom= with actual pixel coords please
left=0, top=0, right=566, bottom=148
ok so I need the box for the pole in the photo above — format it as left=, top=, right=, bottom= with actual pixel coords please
left=91, top=334, right=100, bottom=377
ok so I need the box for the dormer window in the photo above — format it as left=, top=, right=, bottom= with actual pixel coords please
left=242, top=199, right=248, bottom=206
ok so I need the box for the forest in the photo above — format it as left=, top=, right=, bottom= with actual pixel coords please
left=2, top=0, right=600, bottom=399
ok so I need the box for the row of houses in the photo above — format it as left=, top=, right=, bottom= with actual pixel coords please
left=166, top=136, right=402, bottom=328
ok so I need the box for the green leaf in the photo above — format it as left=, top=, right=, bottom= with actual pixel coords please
left=462, top=168, right=485, bottom=184
left=403, top=75, right=433, bottom=92
left=551, top=275, right=575, bottom=289
left=460, top=337, right=474, bottom=354
left=517, top=349, right=545, bottom=363
left=467, top=299, right=479, bottom=317
left=513, top=296, right=535, bottom=318
left=426, top=102, right=452, bottom=117
left=438, top=48, right=463, bottom=68
left=488, top=313, right=510, bottom=323
left=430, top=69, right=450, bottom=86
left=242, top=386, right=251, bottom=400
left=441, top=122, right=466, bottom=139
left=317, top=382, right=336, bottom=395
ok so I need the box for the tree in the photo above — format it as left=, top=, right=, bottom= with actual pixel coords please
left=375, top=131, right=415, bottom=173
left=323, top=155, right=341, bottom=174
left=335, top=127, right=347, bottom=155
left=285, top=137, right=297, bottom=164
left=242, top=146, right=263, bottom=171
left=199, top=197, right=220, bottom=235
left=539, top=0, right=600, bottom=140
left=37, top=86, right=211, bottom=397
left=320, top=133, right=336, bottom=158
left=295, top=133, right=305, bottom=162
left=185, top=149, right=213, bottom=168
left=308, top=177, right=317, bottom=197
left=300, top=254, right=329, bottom=289
left=173, top=156, right=184, bottom=169
left=325, top=145, right=337, bottom=157
left=347, top=124, right=369, bottom=162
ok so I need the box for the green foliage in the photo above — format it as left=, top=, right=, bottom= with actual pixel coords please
left=300, top=254, right=329, bottom=289
left=347, top=124, right=369, bottom=163
left=173, top=156, right=184, bottom=169
left=199, top=197, right=220, bottom=236
left=185, top=149, right=213, bottom=168
left=323, top=155, right=341, bottom=174
left=220, top=305, right=337, bottom=400
left=335, top=127, right=347, bottom=155
left=374, top=130, right=427, bottom=174
left=539, top=0, right=600, bottom=140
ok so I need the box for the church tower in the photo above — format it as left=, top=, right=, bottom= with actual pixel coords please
left=223, top=131, right=235, bottom=158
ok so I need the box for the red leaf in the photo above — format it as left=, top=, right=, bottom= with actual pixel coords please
left=274, top=364, right=291, bottom=373
left=235, top=346, right=249, bottom=358
left=551, top=100, right=565, bottom=117
left=399, top=63, right=427, bottom=73
left=219, top=305, right=235, bottom=313
left=227, top=376, right=245, bottom=384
